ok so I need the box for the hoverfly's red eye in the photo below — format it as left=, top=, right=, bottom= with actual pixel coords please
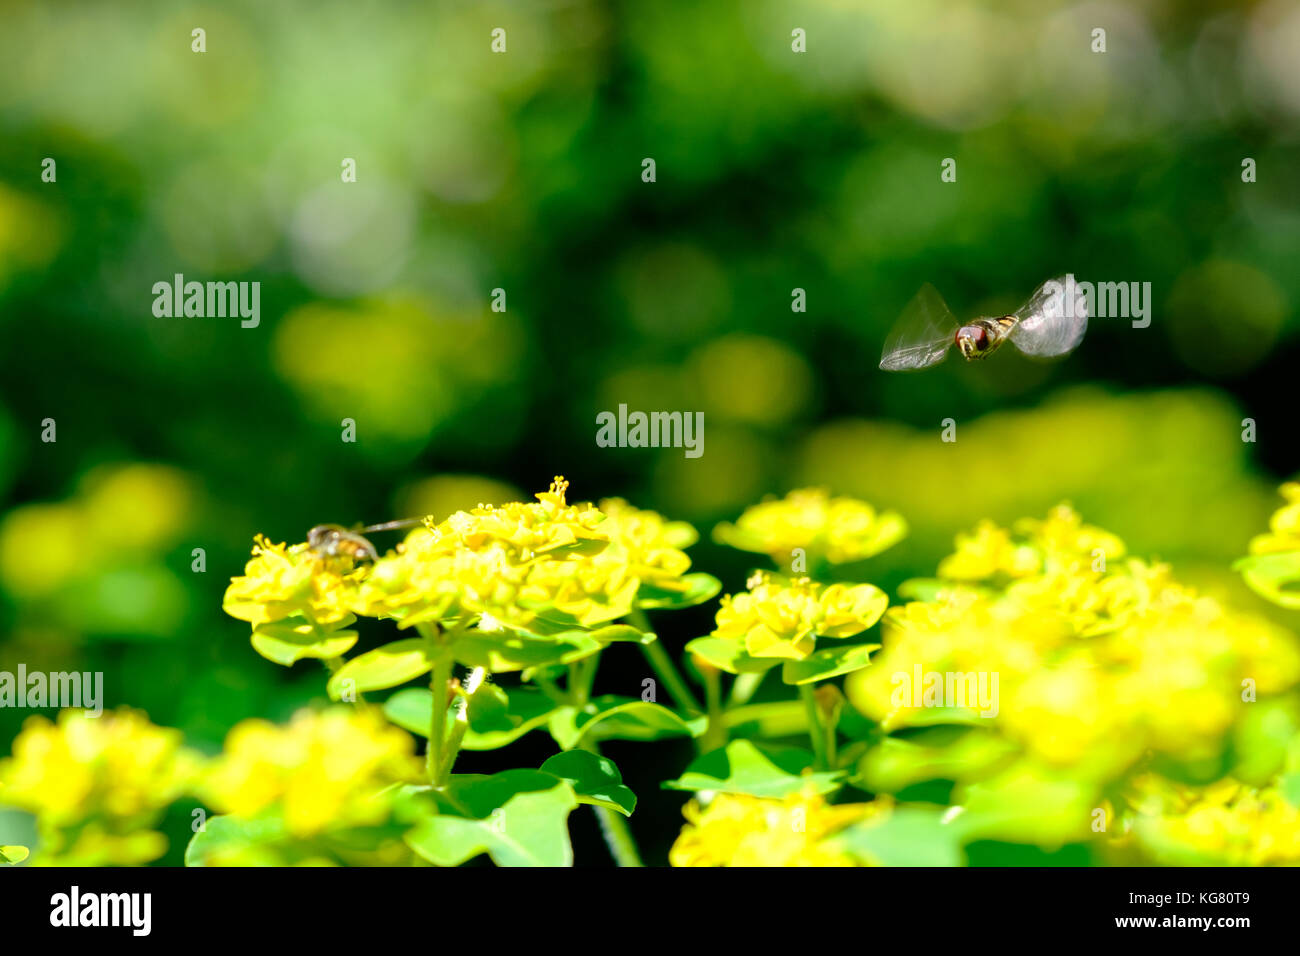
left=971, top=326, right=988, bottom=350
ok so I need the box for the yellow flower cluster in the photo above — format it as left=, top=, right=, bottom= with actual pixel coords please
left=848, top=505, right=1300, bottom=781
left=353, top=478, right=642, bottom=630
left=938, top=505, right=1126, bottom=581
left=670, top=789, right=878, bottom=866
left=0, top=708, right=202, bottom=864
left=226, top=479, right=705, bottom=643
left=1248, top=482, right=1300, bottom=555
left=711, top=571, right=888, bottom=661
left=203, top=707, right=421, bottom=838
left=1236, top=484, right=1300, bottom=611
left=1124, top=775, right=1300, bottom=866
left=596, top=497, right=697, bottom=595
left=714, top=488, right=906, bottom=566
left=224, top=535, right=363, bottom=628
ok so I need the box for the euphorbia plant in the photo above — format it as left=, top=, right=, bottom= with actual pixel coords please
left=202, top=480, right=899, bottom=866
left=204, top=477, right=733, bottom=866
left=8, top=482, right=1297, bottom=867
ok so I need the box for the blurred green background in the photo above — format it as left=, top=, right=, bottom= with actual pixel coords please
left=1, top=0, right=1298, bottom=863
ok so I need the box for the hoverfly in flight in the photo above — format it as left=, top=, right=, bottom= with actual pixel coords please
left=879, top=275, right=1088, bottom=371
left=307, top=518, right=428, bottom=563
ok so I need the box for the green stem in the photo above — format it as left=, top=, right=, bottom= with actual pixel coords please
left=534, top=671, right=565, bottom=704
left=800, top=684, right=828, bottom=770
left=439, top=666, right=486, bottom=781
left=727, top=671, right=763, bottom=708
left=629, top=608, right=702, bottom=713
left=593, top=805, right=644, bottom=867
left=569, top=653, right=599, bottom=707
left=428, top=654, right=453, bottom=786
left=579, top=736, right=644, bottom=867
left=702, top=665, right=725, bottom=751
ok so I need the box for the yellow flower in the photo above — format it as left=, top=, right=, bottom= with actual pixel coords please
left=712, top=571, right=888, bottom=660
left=353, top=479, right=652, bottom=631
left=714, top=488, right=906, bottom=566
left=937, top=520, right=1040, bottom=580
left=670, top=789, right=878, bottom=867
left=433, top=476, right=609, bottom=557
left=351, top=532, right=463, bottom=626
left=1128, top=775, right=1300, bottom=865
left=0, top=708, right=199, bottom=825
left=517, top=549, right=640, bottom=628
left=848, top=505, right=1300, bottom=783
left=1016, top=504, right=1126, bottom=565
left=1249, top=482, right=1300, bottom=555
left=0, top=708, right=202, bottom=864
left=1005, top=557, right=1182, bottom=637
left=223, top=535, right=361, bottom=628
left=938, top=505, right=1124, bottom=582
left=203, top=707, right=421, bottom=838
left=597, top=497, right=697, bottom=594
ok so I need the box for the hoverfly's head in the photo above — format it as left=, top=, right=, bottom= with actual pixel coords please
left=307, top=524, right=344, bottom=550
left=955, top=325, right=990, bottom=360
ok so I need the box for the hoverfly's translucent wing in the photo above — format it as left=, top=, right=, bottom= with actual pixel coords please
left=1009, top=275, right=1088, bottom=358
left=879, top=284, right=958, bottom=371
left=359, top=518, right=427, bottom=533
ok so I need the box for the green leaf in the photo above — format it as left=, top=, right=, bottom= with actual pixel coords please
left=548, top=695, right=706, bottom=750
left=684, top=637, right=781, bottom=675
left=382, top=688, right=436, bottom=737
left=896, top=578, right=948, bottom=602
left=1235, top=551, right=1300, bottom=609
left=952, top=764, right=1098, bottom=846
left=451, top=630, right=601, bottom=673
left=251, top=619, right=358, bottom=667
left=637, top=573, right=723, bottom=610
left=185, top=815, right=289, bottom=867
left=854, top=727, right=1017, bottom=793
left=664, top=739, right=845, bottom=797
left=588, top=623, right=655, bottom=645
left=327, top=638, right=436, bottom=699
left=839, top=807, right=965, bottom=867
left=1231, top=698, right=1300, bottom=786
left=466, top=685, right=560, bottom=749
left=896, top=579, right=994, bottom=602
left=722, top=700, right=808, bottom=737
left=405, top=771, right=579, bottom=867
left=781, top=642, right=880, bottom=685
left=513, top=622, right=650, bottom=645
left=539, top=751, right=636, bottom=817
left=1280, top=772, right=1300, bottom=809
left=0, top=845, right=29, bottom=864
left=383, top=684, right=559, bottom=750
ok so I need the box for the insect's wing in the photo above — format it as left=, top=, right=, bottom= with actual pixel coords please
left=1009, top=275, right=1088, bottom=357
left=879, top=284, right=958, bottom=371
left=359, top=518, right=428, bottom=533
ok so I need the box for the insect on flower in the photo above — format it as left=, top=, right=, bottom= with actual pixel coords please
left=306, top=519, right=427, bottom=563
left=879, top=275, right=1089, bottom=371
